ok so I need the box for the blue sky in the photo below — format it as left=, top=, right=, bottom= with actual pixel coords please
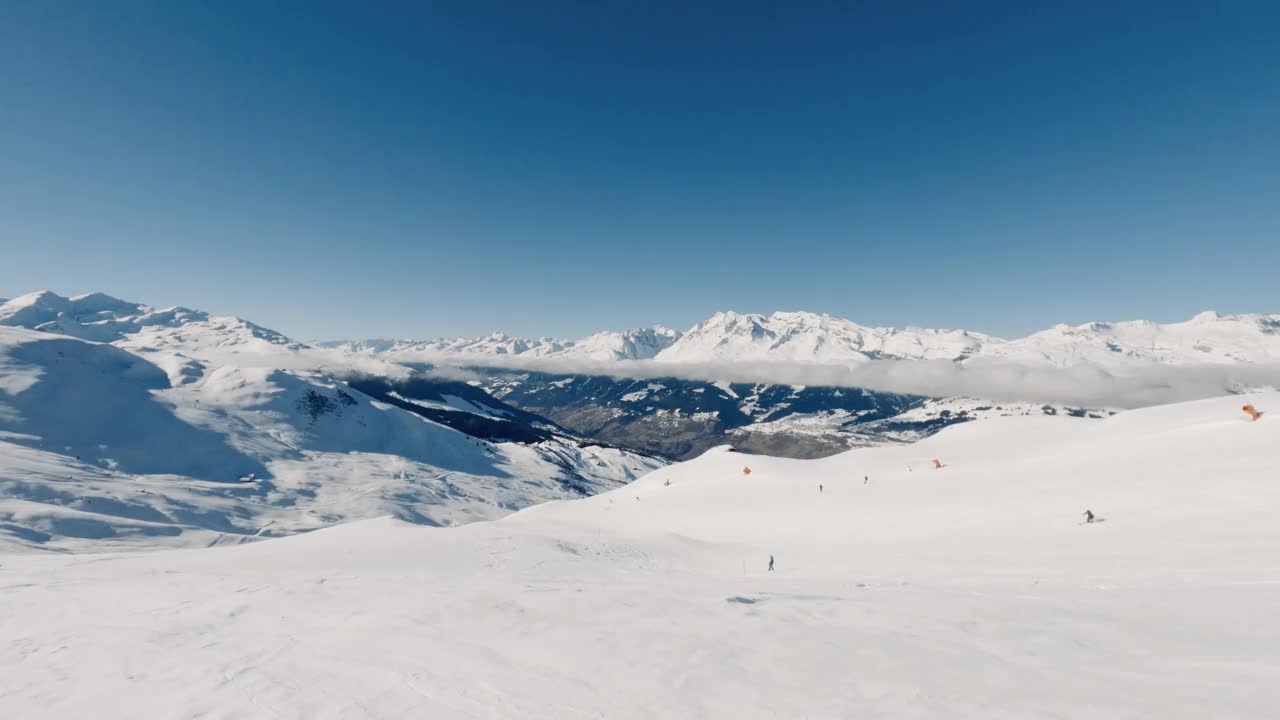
left=1, top=1, right=1277, bottom=340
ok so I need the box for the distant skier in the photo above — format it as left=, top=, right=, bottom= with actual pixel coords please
left=1083, top=509, right=1095, bottom=524
left=864, top=475, right=868, bottom=484
left=819, top=483, right=823, bottom=493
left=768, top=555, right=775, bottom=572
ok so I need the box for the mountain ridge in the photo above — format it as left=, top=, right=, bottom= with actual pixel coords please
left=5, top=289, right=1273, bottom=468
left=321, top=308, right=1280, bottom=368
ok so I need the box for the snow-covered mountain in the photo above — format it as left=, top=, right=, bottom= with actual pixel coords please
left=349, top=308, right=1280, bottom=368
left=0, top=293, right=665, bottom=552
left=353, top=332, right=575, bottom=357
left=567, top=326, right=682, bottom=360
left=654, top=311, right=995, bottom=364
left=327, top=326, right=682, bottom=361
left=0, top=290, right=300, bottom=353
left=30, top=290, right=1278, bottom=373
left=660, top=309, right=1280, bottom=367
left=987, top=311, right=1280, bottom=367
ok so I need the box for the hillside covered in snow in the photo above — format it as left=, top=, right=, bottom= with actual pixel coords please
left=0, top=293, right=664, bottom=552
left=2, top=393, right=1276, bottom=718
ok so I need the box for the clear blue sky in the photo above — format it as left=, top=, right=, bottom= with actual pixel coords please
left=1, top=1, right=1277, bottom=340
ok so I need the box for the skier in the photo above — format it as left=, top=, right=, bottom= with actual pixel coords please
left=768, top=555, right=775, bottom=572
left=864, top=475, right=868, bottom=484
left=1083, top=509, right=1095, bottom=524
left=819, top=483, right=823, bottom=493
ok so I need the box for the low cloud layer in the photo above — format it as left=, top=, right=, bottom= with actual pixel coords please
left=393, top=352, right=1280, bottom=409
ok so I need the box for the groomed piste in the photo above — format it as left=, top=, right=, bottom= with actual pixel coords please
left=3, top=393, right=1278, bottom=718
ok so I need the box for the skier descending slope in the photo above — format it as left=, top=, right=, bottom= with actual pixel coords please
left=1083, top=510, right=1096, bottom=524
left=768, top=555, right=775, bottom=572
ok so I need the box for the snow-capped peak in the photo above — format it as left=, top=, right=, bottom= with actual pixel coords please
left=654, top=310, right=993, bottom=364
left=0, top=290, right=302, bottom=355
left=567, top=326, right=682, bottom=361
left=987, top=310, right=1280, bottom=367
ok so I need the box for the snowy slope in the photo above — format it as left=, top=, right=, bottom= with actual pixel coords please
left=0, top=317, right=664, bottom=552
left=2, top=393, right=1277, bottom=718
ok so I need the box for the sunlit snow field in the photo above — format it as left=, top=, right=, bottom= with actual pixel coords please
left=3, top=394, right=1278, bottom=718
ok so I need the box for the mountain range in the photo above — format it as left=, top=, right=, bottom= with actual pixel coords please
left=319, top=306, right=1280, bottom=459
left=327, top=308, right=1280, bottom=367
left=3, top=290, right=1277, bottom=551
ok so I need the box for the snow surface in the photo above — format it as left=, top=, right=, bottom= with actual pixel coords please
left=2, top=393, right=1277, bottom=717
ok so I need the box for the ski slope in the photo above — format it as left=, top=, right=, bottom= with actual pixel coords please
left=2, top=394, right=1277, bottom=718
